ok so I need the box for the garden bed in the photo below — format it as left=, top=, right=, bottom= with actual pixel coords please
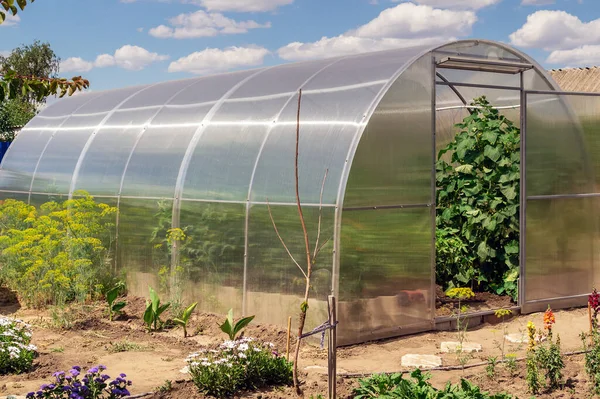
left=435, top=285, right=514, bottom=316
left=0, top=288, right=596, bottom=398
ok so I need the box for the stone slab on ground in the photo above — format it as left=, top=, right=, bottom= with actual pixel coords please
left=505, top=333, right=545, bottom=344
left=440, top=341, right=482, bottom=353
left=401, top=354, right=442, bottom=369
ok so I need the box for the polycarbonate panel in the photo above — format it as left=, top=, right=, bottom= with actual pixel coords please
left=250, top=123, right=356, bottom=204
left=30, top=129, right=94, bottom=194
left=0, top=191, right=29, bottom=203
left=435, top=84, right=469, bottom=154
left=167, top=70, right=256, bottom=106
left=36, top=92, right=105, bottom=117
left=117, top=198, right=172, bottom=296
left=437, top=41, right=523, bottom=62
left=0, top=129, right=52, bottom=191
left=75, top=86, right=149, bottom=114
left=120, top=126, right=196, bottom=198
left=526, top=94, right=591, bottom=196
left=59, top=113, right=109, bottom=128
left=436, top=67, right=521, bottom=88
left=26, top=116, right=69, bottom=129
left=72, top=127, right=143, bottom=195
left=246, top=204, right=334, bottom=332
left=525, top=197, right=595, bottom=301
left=120, top=78, right=199, bottom=109
left=178, top=201, right=245, bottom=314
left=104, top=108, right=160, bottom=126
left=151, top=104, right=213, bottom=126
left=344, top=55, right=433, bottom=207
left=338, top=207, right=432, bottom=344
left=182, top=125, right=268, bottom=201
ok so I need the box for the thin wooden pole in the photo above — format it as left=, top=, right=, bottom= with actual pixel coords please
left=328, top=295, right=337, bottom=399
left=286, top=316, right=292, bottom=361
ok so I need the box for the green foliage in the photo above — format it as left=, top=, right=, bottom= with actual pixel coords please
left=106, top=284, right=126, bottom=322
left=436, top=97, right=520, bottom=300
left=0, top=0, right=34, bottom=25
left=582, top=330, right=600, bottom=394
left=0, top=193, right=118, bottom=307
left=143, top=287, right=170, bottom=331
left=526, top=351, right=541, bottom=394
left=0, top=316, right=36, bottom=374
left=187, top=337, right=292, bottom=398
left=536, top=335, right=564, bottom=390
left=486, top=356, right=497, bottom=380
left=0, top=98, right=35, bottom=141
left=353, top=369, right=517, bottom=399
left=219, top=308, right=255, bottom=341
left=173, top=301, right=197, bottom=338
left=505, top=354, right=518, bottom=376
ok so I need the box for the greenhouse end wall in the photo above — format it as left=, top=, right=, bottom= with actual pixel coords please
left=1, top=39, right=599, bottom=345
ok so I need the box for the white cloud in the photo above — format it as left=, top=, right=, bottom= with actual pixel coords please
left=547, top=45, right=600, bottom=66
left=279, top=35, right=449, bottom=61
left=94, top=54, right=116, bottom=68
left=278, top=3, right=476, bottom=61
left=509, top=11, right=600, bottom=50
left=136, top=27, right=144, bottom=33
left=60, top=45, right=168, bottom=73
left=352, top=3, right=476, bottom=38
left=186, top=0, right=293, bottom=12
left=1, top=12, right=20, bottom=27
left=149, top=10, right=270, bottom=39
left=168, top=46, right=269, bottom=75
left=397, top=0, right=501, bottom=10
left=521, top=0, right=555, bottom=5
left=60, top=57, right=94, bottom=73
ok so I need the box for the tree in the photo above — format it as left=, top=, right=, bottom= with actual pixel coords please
left=0, top=0, right=89, bottom=105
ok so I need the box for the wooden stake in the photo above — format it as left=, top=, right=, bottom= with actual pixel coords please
left=286, top=316, right=292, bottom=361
left=328, top=295, right=337, bottom=399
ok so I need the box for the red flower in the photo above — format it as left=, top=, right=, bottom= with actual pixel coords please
left=543, top=306, right=555, bottom=332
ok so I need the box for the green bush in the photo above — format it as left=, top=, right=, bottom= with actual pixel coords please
left=353, top=369, right=517, bottom=398
left=187, top=337, right=292, bottom=397
left=0, top=192, right=117, bottom=307
left=436, top=97, right=520, bottom=300
left=0, top=316, right=36, bottom=374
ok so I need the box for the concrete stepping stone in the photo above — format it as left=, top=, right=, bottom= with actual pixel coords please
left=401, top=354, right=442, bottom=369
left=505, top=333, right=545, bottom=344
left=440, top=341, right=482, bottom=353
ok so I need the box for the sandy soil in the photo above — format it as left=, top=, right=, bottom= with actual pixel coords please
left=0, top=288, right=595, bottom=398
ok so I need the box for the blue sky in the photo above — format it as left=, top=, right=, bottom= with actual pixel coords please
left=1, top=0, right=599, bottom=91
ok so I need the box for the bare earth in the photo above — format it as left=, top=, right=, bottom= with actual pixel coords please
left=0, top=290, right=594, bottom=398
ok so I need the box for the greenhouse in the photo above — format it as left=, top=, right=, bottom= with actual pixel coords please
left=1, top=39, right=600, bottom=345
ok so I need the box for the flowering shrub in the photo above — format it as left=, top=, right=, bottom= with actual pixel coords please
left=0, top=316, right=36, bottom=374
left=26, top=365, right=132, bottom=399
left=187, top=337, right=292, bottom=397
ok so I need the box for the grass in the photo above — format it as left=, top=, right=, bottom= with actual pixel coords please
left=107, top=340, right=153, bottom=353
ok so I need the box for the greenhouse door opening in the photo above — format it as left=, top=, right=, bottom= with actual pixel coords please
left=433, top=55, right=531, bottom=319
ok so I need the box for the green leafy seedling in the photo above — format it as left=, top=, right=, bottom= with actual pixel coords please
left=219, top=308, right=255, bottom=340
left=143, top=287, right=170, bottom=331
left=173, top=302, right=197, bottom=338
left=106, top=285, right=126, bottom=322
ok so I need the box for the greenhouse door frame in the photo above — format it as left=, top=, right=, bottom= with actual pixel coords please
left=434, top=58, right=531, bottom=320
left=520, top=89, right=600, bottom=314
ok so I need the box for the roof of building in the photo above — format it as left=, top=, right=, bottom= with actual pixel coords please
left=550, top=66, right=600, bottom=93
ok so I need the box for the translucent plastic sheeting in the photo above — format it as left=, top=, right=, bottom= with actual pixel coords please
left=0, top=129, right=52, bottom=192
left=525, top=94, right=591, bottom=196
left=179, top=201, right=245, bottom=314
left=246, top=204, right=334, bottom=334
left=117, top=198, right=172, bottom=297
left=525, top=93, right=600, bottom=307
left=525, top=197, right=595, bottom=301
left=338, top=207, right=432, bottom=345
left=344, top=55, right=433, bottom=207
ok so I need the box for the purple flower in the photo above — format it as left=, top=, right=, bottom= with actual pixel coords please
left=88, top=367, right=99, bottom=373
left=70, top=369, right=80, bottom=377
left=120, top=373, right=126, bottom=378
left=26, top=393, right=34, bottom=398
left=72, top=366, right=81, bottom=371
left=99, top=364, right=106, bottom=370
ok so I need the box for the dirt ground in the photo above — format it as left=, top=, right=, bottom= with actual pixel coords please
left=0, top=288, right=595, bottom=399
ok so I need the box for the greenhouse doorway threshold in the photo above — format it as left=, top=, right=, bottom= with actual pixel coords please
left=432, top=54, right=532, bottom=326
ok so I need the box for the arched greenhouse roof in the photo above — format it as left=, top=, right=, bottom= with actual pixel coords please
left=0, top=39, right=575, bottom=345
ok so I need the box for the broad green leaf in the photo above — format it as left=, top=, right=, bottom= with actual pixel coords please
left=500, top=185, right=517, bottom=200
left=107, top=286, right=119, bottom=305
left=477, top=241, right=490, bottom=260
left=233, top=315, right=255, bottom=337
left=455, top=164, right=473, bottom=174
left=112, top=301, right=126, bottom=312
left=481, top=130, right=498, bottom=144
left=484, top=145, right=501, bottom=162
left=182, top=302, right=197, bottom=321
